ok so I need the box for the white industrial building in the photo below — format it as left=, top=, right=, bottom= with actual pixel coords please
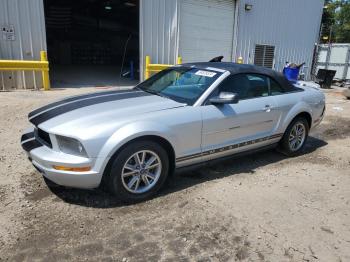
left=0, top=0, right=324, bottom=89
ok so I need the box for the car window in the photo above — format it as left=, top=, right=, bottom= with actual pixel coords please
left=245, top=74, right=269, bottom=98
left=268, top=77, right=285, bottom=95
left=215, top=74, right=269, bottom=100
left=137, top=68, right=221, bottom=105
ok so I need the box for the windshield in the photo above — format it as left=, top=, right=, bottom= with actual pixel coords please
left=136, top=67, right=222, bottom=105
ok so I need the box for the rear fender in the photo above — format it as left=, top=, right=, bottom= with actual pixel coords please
left=280, top=101, right=313, bottom=133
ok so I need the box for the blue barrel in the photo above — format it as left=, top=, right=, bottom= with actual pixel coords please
left=283, top=67, right=300, bottom=82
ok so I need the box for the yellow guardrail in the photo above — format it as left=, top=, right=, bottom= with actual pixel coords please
left=144, top=55, right=182, bottom=80
left=0, top=51, right=50, bottom=90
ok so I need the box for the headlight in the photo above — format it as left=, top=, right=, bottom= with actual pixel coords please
left=56, top=135, right=88, bottom=157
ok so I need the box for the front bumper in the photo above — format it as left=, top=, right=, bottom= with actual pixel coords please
left=21, top=128, right=102, bottom=189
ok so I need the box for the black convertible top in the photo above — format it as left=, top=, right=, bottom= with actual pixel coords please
left=181, top=62, right=297, bottom=92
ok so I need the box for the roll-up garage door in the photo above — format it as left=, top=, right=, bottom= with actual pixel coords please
left=178, top=0, right=235, bottom=63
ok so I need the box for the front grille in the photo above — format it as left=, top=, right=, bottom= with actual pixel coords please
left=37, top=128, right=52, bottom=148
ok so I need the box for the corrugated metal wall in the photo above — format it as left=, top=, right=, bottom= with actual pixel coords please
left=139, top=0, right=179, bottom=80
left=235, top=0, right=324, bottom=80
left=1, top=0, right=324, bottom=86
left=141, top=0, right=323, bottom=80
left=0, top=0, right=47, bottom=90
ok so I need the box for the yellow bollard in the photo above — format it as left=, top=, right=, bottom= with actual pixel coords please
left=177, top=56, right=182, bottom=64
left=40, top=51, right=50, bottom=90
left=237, top=56, right=244, bottom=64
left=145, top=55, right=151, bottom=80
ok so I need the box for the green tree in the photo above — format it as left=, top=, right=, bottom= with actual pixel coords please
left=334, top=1, right=350, bottom=42
left=321, top=0, right=350, bottom=43
left=320, top=0, right=336, bottom=43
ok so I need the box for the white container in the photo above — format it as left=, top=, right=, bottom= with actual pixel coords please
left=316, top=44, right=350, bottom=80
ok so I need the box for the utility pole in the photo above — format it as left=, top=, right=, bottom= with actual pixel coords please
left=325, top=25, right=333, bottom=70
left=328, top=25, right=333, bottom=45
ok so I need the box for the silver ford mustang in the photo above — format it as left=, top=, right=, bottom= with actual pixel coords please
left=21, top=62, right=325, bottom=201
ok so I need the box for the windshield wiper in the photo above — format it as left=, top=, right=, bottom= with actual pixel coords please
left=143, top=89, right=159, bottom=96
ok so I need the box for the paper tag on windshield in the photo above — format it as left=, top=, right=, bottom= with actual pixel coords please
left=195, top=70, right=217, bottom=77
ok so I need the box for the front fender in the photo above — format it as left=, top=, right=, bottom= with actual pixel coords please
left=94, top=121, right=178, bottom=173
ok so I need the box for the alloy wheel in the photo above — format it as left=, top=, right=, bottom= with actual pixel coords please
left=288, top=122, right=306, bottom=151
left=121, top=150, right=162, bottom=194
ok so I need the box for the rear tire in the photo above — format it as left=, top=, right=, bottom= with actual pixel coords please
left=279, top=117, right=309, bottom=156
left=105, top=140, right=169, bottom=202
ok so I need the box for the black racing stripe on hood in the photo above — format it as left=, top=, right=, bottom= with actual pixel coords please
left=22, top=139, right=42, bottom=152
left=28, top=89, right=136, bottom=118
left=30, top=91, right=153, bottom=126
left=21, top=131, right=35, bottom=142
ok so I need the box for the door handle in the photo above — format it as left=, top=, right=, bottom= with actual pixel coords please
left=263, top=105, right=273, bottom=112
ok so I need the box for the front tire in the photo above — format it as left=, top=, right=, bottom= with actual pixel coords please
left=105, top=140, right=169, bottom=202
left=279, top=117, right=309, bottom=156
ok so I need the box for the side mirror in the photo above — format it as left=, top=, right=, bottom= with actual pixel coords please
left=209, top=92, right=239, bottom=105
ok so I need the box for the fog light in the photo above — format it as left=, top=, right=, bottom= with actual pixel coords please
left=53, top=166, right=91, bottom=172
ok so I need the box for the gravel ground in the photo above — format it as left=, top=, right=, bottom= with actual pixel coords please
left=0, top=87, right=349, bottom=261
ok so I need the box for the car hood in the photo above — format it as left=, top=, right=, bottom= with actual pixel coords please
left=28, top=89, right=186, bottom=137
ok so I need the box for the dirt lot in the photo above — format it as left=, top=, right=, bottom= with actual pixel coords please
left=0, top=87, right=349, bottom=261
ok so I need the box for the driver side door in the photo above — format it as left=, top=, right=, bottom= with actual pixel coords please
left=200, top=73, right=281, bottom=160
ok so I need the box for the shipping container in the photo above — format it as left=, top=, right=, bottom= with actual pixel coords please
left=315, top=44, right=350, bottom=80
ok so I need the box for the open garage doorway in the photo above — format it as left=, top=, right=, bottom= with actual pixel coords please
left=44, top=0, right=139, bottom=88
